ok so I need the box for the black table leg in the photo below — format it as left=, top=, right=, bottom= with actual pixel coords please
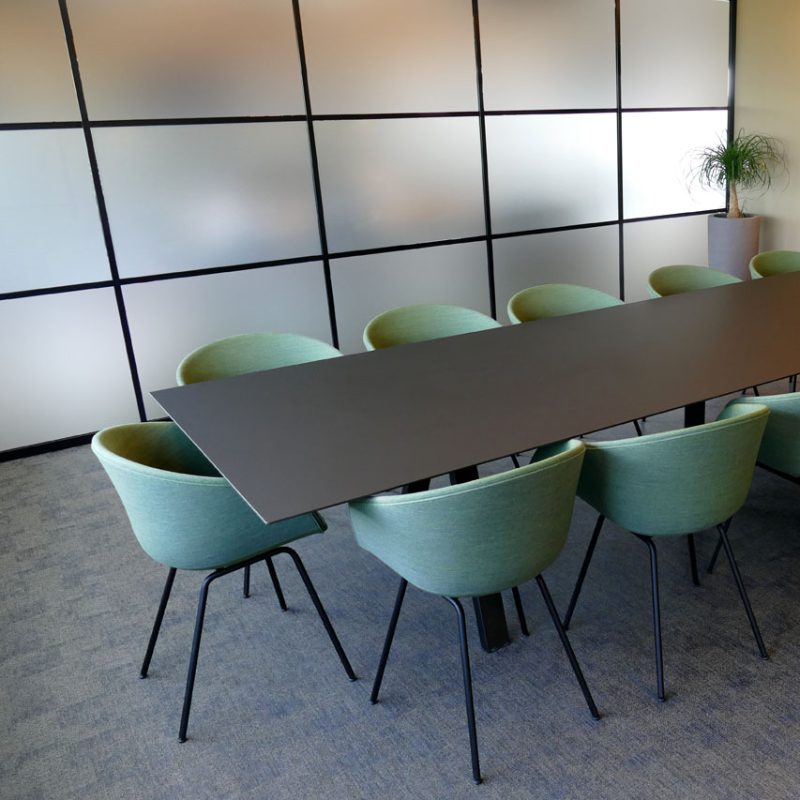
left=449, top=465, right=511, bottom=652
left=684, top=400, right=705, bottom=428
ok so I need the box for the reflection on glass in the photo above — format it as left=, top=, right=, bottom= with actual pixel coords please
left=480, top=0, right=616, bottom=111
left=69, top=0, right=304, bottom=118
left=317, top=118, right=485, bottom=252
left=622, top=110, right=726, bottom=219
left=623, top=216, right=710, bottom=301
left=0, top=130, right=109, bottom=293
left=621, top=0, right=729, bottom=108
left=301, top=0, right=477, bottom=114
left=93, top=123, right=320, bottom=277
left=487, top=114, right=618, bottom=233
left=493, top=227, right=620, bottom=319
left=123, top=263, right=332, bottom=417
left=330, top=243, right=490, bottom=353
left=0, top=290, right=139, bottom=450
left=0, top=0, right=78, bottom=122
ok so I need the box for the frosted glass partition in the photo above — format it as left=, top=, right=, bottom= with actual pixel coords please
left=0, top=290, right=139, bottom=451
left=301, top=0, right=477, bottom=114
left=93, top=123, right=320, bottom=278
left=487, top=114, right=618, bottom=233
left=317, top=119, right=485, bottom=252
left=622, top=110, right=726, bottom=219
left=0, top=1, right=78, bottom=123
left=330, top=243, right=490, bottom=354
left=480, top=0, right=616, bottom=111
left=0, top=130, right=109, bottom=294
left=493, top=227, right=620, bottom=321
left=68, top=0, right=304, bottom=119
left=124, top=263, right=333, bottom=418
left=621, top=0, right=729, bottom=108
left=623, top=216, right=710, bottom=302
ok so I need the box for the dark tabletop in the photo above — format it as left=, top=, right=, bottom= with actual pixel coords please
left=154, top=272, right=800, bottom=523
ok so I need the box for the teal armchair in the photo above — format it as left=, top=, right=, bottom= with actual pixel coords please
left=507, top=283, right=622, bottom=324
left=749, top=249, right=800, bottom=279
left=562, top=404, right=770, bottom=701
left=92, top=422, right=355, bottom=742
left=349, top=440, right=598, bottom=784
left=647, top=264, right=741, bottom=298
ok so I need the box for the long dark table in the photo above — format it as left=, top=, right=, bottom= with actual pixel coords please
left=153, top=272, right=800, bottom=649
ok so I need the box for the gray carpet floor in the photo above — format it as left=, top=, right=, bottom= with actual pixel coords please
left=2, top=385, right=800, bottom=799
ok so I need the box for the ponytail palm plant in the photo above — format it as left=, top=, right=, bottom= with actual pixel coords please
left=694, top=130, right=784, bottom=218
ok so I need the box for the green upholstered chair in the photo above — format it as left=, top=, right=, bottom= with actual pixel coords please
left=92, top=422, right=355, bottom=742
left=647, top=264, right=741, bottom=298
left=749, top=249, right=800, bottom=279
left=506, top=283, right=642, bottom=436
left=176, top=332, right=342, bottom=601
left=349, top=440, right=598, bottom=784
left=507, top=283, right=622, bottom=324
left=562, top=403, right=770, bottom=702
left=362, top=303, right=500, bottom=351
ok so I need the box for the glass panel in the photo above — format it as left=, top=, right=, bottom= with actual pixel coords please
left=317, top=118, right=485, bottom=252
left=0, top=290, right=139, bottom=451
left=487, top=114, right=618, bottom=233
left=0, top=0, right=78, bottom=123
left=480, top=0, right=616, bottom=111
left=623, top=216, right=710, bottom=302
left=493, top=226, right=620, bottom=322
left=621, top=0, right=730, bottom=108
left=0, top=130, right=109, bottom=293
left=301, top=0, right=477, bottom=114
left=123, top=263, right=332, bottom=417
left=330, top=243, right=490, bottom=353
left=93, top=123, right=320, bottom=278
left=68, top=0, right=304, bottom=119
left=622, top=110, right=726, bottom=219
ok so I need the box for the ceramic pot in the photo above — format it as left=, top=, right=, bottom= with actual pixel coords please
left=707, top=213, right=761, bottom=281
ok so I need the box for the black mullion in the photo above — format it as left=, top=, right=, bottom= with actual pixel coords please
left=57, top=0, right=147, bottom=422
left=614, top=0, right=625, bottom=300
left=291, top=0, right=338, bottom=347
left=472, top=0, right=496, bottom=319
left=1, top=280, right=115, bottom=302
left=727, top=1, right=738, bottom=146
left=0, top=121, right=82, bottom=131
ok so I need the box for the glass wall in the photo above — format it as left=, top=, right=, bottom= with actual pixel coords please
left=0, top=0, right=733, bottom=455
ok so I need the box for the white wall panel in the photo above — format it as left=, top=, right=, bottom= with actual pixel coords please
left=93, top=123, right=320, bottom=278
left=330, top=243, right=490, bottom=353
left=493, top=227, right=620, bottom=322
left=0, top=130, right=109, bottom=293
left=123, top=263, right=332, bottom=417
left=0, top=290, right=139, bottom=450
left=623, top=216, right=710, bottom=302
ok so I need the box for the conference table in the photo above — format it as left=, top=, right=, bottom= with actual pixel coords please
left=153, top=272, right=800, bottom=651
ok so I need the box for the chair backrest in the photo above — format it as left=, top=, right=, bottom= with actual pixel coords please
left=507, top=283, right=622, bottom=324
left=647, top=265, right=741, bottom=298
left=577, top=404, right=769, bottom=536
left=92, top=422, right=324, bottom=570
left=363, top=304, right=500, bottom=351
left=176, top=332, right=341, bottom=385
left=749, top=250, right=800, bottom=279
left=726, top=393, right=800, bottom=478
left=349, top=440, right=585, bottom=597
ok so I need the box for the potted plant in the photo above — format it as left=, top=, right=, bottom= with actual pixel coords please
left=693, top=130, right=785, bottom=280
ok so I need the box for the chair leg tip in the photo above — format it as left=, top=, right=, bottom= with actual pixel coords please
left=178, top=736, right=187, bottom=743
left=473, top=776, right=483, bottom=786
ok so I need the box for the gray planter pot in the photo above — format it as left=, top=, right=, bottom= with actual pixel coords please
left=707, top=213, right=762, bottom=281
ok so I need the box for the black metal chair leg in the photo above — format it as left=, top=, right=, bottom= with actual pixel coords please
left=510, top=454, right=521, bottom=468
left=265, top=556, right=288, bottom=611
left=717, top=524, right=769, bottom=659
left=634, top=534, right=665, bottom=702
left=563, top=515, right=605, bottom=629
left=273, top=546, right=356, bottom=681
left=445, top=597, right=482, bottom=785
left=536, top=576, right=600, bottom=720
left=707, top=531, right=723, bottom=574
left=243, top=564, right=251, bottom=598
left=140, top=567, right=177, bottom=678
left=371, top=579, right=408, bottom=703
left=179, top=570, right=220, bottom=742
left=687, top=534, right=700, bottom=586
left=633, top=419, right=643, bottom=436
left=511, top=586, right=529, bottom=636
left=791, top=374, right=797, bottom=392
